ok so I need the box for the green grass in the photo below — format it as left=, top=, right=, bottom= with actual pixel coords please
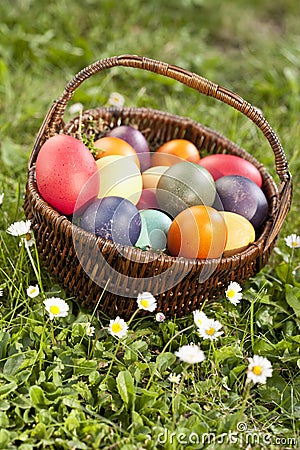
left=0, top=0, right=300, bottom=449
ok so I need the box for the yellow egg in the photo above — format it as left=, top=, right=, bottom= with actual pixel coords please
left=142, top=165, right=169, bottom=189
left=219, top=211, right=255, bottom=256
left=96, top=155, right=142, bottom=205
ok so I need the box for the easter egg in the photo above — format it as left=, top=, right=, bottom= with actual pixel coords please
left=142, top=166, right=169, bottom=190
left=80, top=196, right=141, bottom=246
left=136, top=189, right=160, bottom=210
left=198, top=154, right=262, bottom=187
left=135, top=209, right=172, bottom=251
left=156, top=161, right=216, bottom=218
left=167, top=205, right=227, bottom=259
left=36, top=134, right=99, bottom=215
left=107, top=125, right=151, bottom=171
left=96, top=155, right=142, bottom=205
left=215, top=175, right=268, bottom=229
left=93, top=136, right=140, bottom=168
left=219, top=211, right=256, bottom=256
left=151, top=139, right=200, bottom=166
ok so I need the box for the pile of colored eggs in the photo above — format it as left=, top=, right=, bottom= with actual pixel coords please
left=35, top=125, right=269, bottom=259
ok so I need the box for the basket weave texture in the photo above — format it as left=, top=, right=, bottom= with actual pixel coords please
left=23, top=55, right=292, bottom=318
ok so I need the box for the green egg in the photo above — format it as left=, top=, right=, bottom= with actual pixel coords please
left=156, top=161, right=216, bottom=217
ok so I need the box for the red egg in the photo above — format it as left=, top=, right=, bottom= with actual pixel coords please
left=198, top=154, right=262, bottom=187
left=36, top=134, right=99, bottom=215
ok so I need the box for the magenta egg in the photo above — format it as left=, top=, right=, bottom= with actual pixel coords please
left=136, top=189, right=160, bottom=210
left=199, top=154, right=263, bottom=187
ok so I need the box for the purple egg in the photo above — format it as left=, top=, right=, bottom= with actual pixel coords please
left=107, top=125, right=151, bottom=171
left=80, top=196, right=141, bottom=246
left=215, top=175, right=268, bottom=229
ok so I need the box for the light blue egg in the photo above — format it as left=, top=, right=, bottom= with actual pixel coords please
left=135, top=209, right=172, bottom=251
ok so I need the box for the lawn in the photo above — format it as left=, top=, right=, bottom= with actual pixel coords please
left=0, top=0, right=299, bottom=449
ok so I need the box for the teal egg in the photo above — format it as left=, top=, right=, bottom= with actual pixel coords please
left=135, top=209, right=172, bottom=251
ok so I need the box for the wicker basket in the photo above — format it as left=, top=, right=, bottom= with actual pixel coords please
left=23, top=55, right=292, bottom=318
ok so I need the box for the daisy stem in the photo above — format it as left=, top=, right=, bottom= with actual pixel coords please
left=88, top=328, right=103, bottom=359
left=171, top=371, right=184, bottom=429
left=250, top=297, right=255, bottom=351
left=236, top=380, right=251, bottom=424
left=127, top=308, right=140, bottom=328
left=50, top=320, right=56, bottom=346
left=145, top=324, right=194, bottom=390
left=211, top=341, right=220, bottom=374
left=25, top=242, right=43, bottom=295
left=286, top=247, right=295, bottom=284
left=102, top=338, right=122, bottom=386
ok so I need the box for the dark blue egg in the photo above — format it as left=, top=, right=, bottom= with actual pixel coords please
left=80, top=196, right=141, bottom=246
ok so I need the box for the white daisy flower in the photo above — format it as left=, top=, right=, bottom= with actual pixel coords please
left=225, top=281, right=243, bottom=306
left=108, top=316, right=128, bottom=339
left=69, top=102, right=83, bottom=115
left=137, top=292, right=157, bottom=312
left=0, top=193, right=4, bottom=206
left=107, top=92, right=125, bottom=108
left=247, top=355, right=273, bottom=384
left=0, top=289, right=3, bottom=297
left=20, top=232, right=35, bottom=248
left=168, top=373, right=181, bottom=384
left=198, top=318, right=224, bottom=341
left=175, top=343, right=205, bottom=364
left=7, top=220, right=31, bottom=237
left=86, top=323, right=95, bottom=337
left=27, top=285, right=40, bottom=298
left=284, top=234, right=300, bottom=249
left=155, top=312, right=166, bottom=322
left=193, top=310, right=209, bottom=329
left=43, top=297, right=69, bottom=320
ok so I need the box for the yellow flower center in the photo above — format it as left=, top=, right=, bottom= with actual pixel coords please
left=291, top=241, right=298, bottom=247
left=206, top=327, right=216, bottom=336
left=50, top=305, right=60, bottom=315
left=140, top=299, right=149, bottom=308
left=197, top=319, right=203, bottom=325
left=227, top=289, right=235, bottom=298
left=252, top=365, right=262, bottom=376
left=111, top=323, right=122, bottom=333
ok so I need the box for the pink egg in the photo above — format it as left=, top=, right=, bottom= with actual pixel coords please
left=136, top=189, right=159, bottom=210
left=198, top=154, right=262, bottom=187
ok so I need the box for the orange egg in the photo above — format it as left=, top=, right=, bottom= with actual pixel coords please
left=219, top=211, right=255, bottom=256
left=93, top=136, right=140, bottom=168
left=151, top=139, right=200, bottom=167
left=167, top=205, right=227, bottom=259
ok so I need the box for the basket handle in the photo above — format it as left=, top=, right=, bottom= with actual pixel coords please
left=29, top=54, right=292, bottom=248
